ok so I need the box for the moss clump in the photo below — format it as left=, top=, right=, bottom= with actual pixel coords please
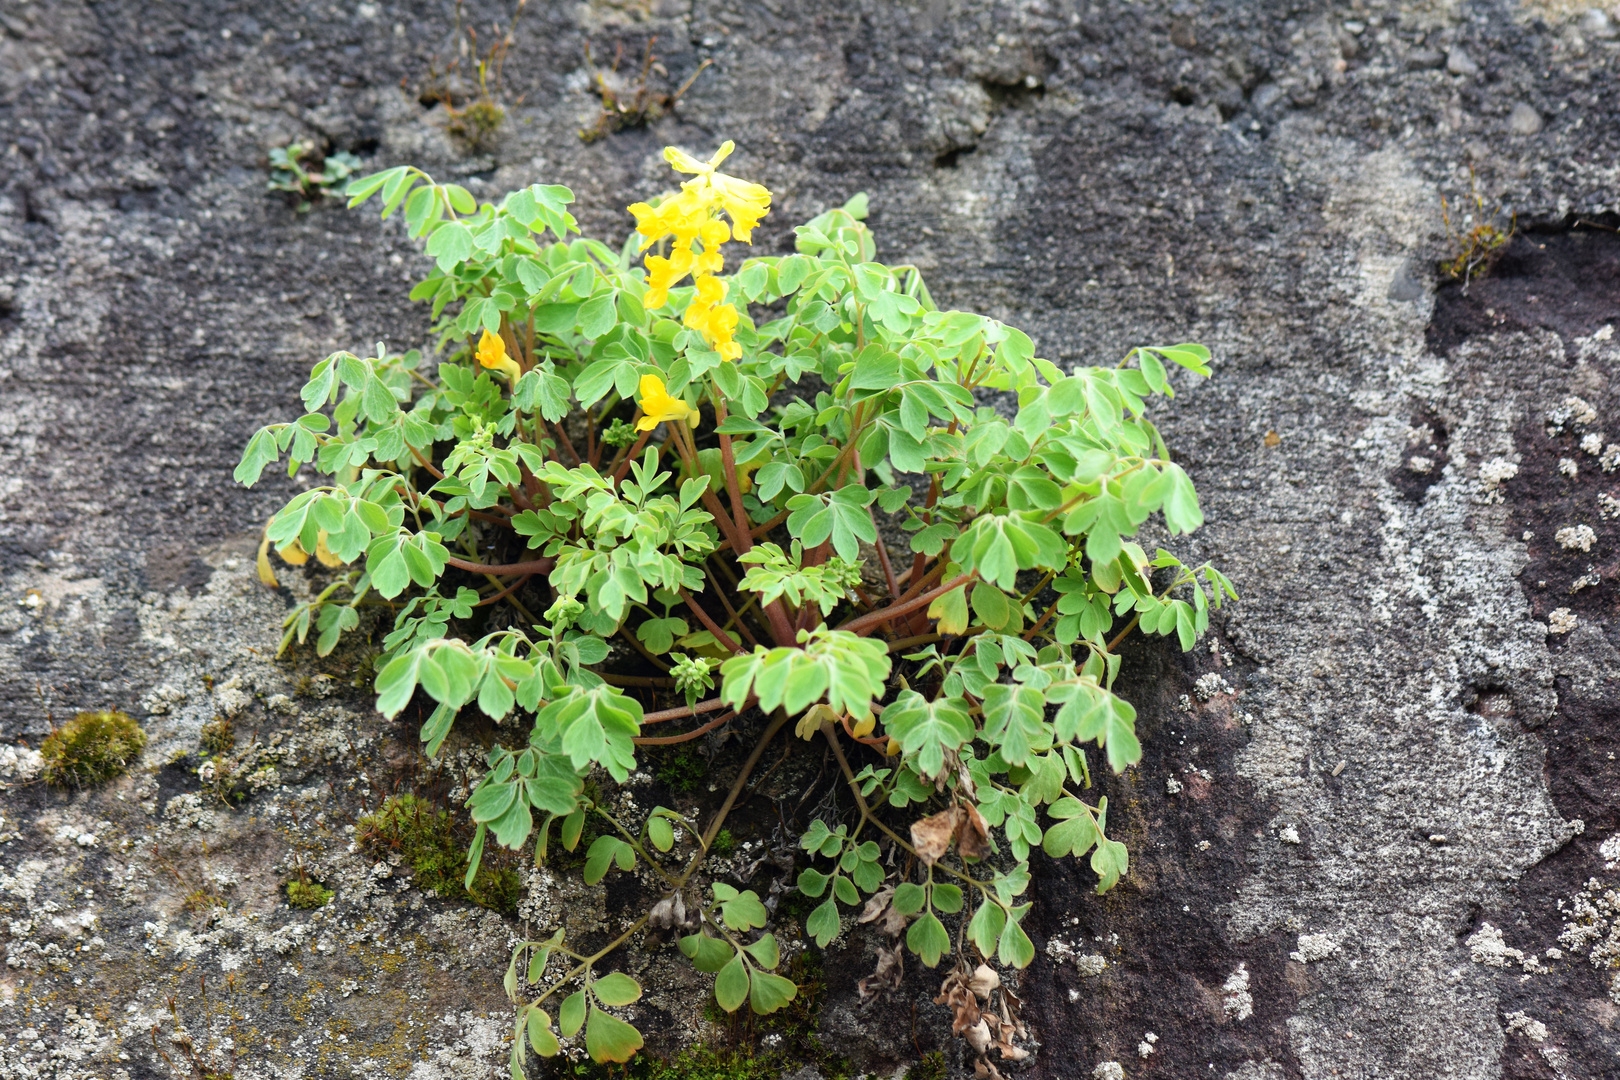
left=286, top=879, right=333, bottom=909
left=358, top=794, right=520, bottom=912
left=40, top=710, right=146, bottom=787
left=200, top=718, right=235, bottom=754
left=709, top=828, right=736, bottom=857
left=650, top=744, right=706, bottom=793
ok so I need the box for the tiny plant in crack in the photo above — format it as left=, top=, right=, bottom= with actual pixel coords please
left=267, top=141, right=360, bottom=214
left=1441, top=166, right=1515, bottom=287
left=237, top=140, right=1233, bottom=1072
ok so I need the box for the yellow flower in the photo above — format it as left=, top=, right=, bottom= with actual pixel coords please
left=626, top=142, right=772, bottom=362
left=634, top=374, right=698, bottom=432
left=476, top=328, right=521, bottom=382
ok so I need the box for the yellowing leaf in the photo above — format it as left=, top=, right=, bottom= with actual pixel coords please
left=256, top=532, right=279, bottom=588
left=929, top=584, right=969, bottom=635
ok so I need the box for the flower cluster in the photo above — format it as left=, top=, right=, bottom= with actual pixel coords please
left=627, top=141, right=771, bottom=362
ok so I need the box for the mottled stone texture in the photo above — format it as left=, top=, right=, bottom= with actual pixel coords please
left=1, top=1, right=1618, bottom=1078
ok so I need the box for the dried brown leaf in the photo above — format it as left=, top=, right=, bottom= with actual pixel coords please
left=858, top=942, right=905, bottom=1001
left=857, top=884, right=894, bottom=925
left=910, top=807, right=959, bottom=866
left=968, top=963, right=1000, bottom=1000
left=956, top=802, right=991, bottom=861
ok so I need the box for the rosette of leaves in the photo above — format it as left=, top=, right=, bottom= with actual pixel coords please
left=237, top=150, right=1233, bottom=1070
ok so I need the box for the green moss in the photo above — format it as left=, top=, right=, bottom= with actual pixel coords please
left=358, top=794, right=520, bottom=912
left=907, top=1052, right=947, bottom=1080
left=710, top=828, right=736, bottom=857
left=650, top=743, right=707, bottom=793
left=285, top=880, right=333, bottom=909
left=40, top=710, right=146, bottom=787
left=200, top=718, right=235, bottom=754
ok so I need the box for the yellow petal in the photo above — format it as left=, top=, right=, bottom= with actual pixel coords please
left=314, top=531, right=344, bottom=568
left=476, top=328, right=507, bottom=370
left=256, top=532, right=279, bottom=588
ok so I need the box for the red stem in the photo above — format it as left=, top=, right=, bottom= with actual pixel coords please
left=837, top=573, right=974, bottom=636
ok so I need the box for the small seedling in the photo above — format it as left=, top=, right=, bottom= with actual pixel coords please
left=421, top=0, right=530, bottom=151
left=41, top=709, right=146, bottom=787
left=1441, top=167, right=1515, bottom=287
left=268, top=141, right=360, bottom=213
left=580, top=37, right=711, bottom=143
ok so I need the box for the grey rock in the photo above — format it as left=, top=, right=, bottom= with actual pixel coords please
left=1508, top=103, right=1544, bottom=136
left=1447, top=46, right=1480, bottom=77
left=781, top=1068, right=825, bottom=1080
left=1, top=2, right=1619, bottom=1079
left=1387, top=259, right=1427, bottom=302
left=1580, top=8, right=1617, bottom=40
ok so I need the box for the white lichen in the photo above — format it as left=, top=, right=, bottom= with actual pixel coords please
left=1582, top=433, right=1605, bottom=455
left=1504, top=1011, right=1548, bottom=1042
left=1222, top=963, right=1253, bottom=1020
left=1194, top=672, right=1233, bottom=701
left=1290, top=933, right=1340, bottom=963
left=1466, top=922, right=1525, bottom=967
left=1547, top=608, right=1578, bottom=635
left=1279, top=825, right=1301, bottom=844
left=1556, top=524, right=1596, bottom=552
left=1478, top=457, right=1518, bottom=501
left=1166, top=777, right=1183, bottom=795
left=1559, top=458, right=1579, bottom=478
left=1598, top=493, right=1620, bottom=520
left=1137, top=1031, right=1158, bottom=1058
left=1092, top=1063, right=1125, bottom=1080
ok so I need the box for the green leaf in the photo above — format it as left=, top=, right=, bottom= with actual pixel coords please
left=906, top=911, right=951, bottom=968
left=591, top=972, right=642, bottom=1007
left=719, top=889, right=768, bottom=932
left=880, top=692, right=978, bottom=781
left=806, top=898, right=841, bottom=947
left=967, top=898, right=1006, bottom=959
left=583, top=835, right=636, bottom=885
left=526, top=1006, right=560, bottom=1057
left=749, top=970, right=799, bottom=1014
left=981, top=684, right=1053, bottom=767
left=425, top=221, right=474, bottom=270
left=559, top=990, right=585, bottom=1038
left=585, top=1006, right=643, bottom=1064
left=743, top=933, right=781, bottom=970
left=715, top=953, right=749, bottom=1012
left=647, top=815, right=674, bottom=852
left=678, top=933, right=735, bottom=973
left=797, top=867, right=829, bottom=898
left=997, top=904, right=1035, bottom=968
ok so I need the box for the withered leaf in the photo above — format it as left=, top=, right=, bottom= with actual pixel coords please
left=956, top=802, right=991, bottom=861
left=858, top=942, right=905, bottom=1001
left=910, top=807, right=959, bottom=866
left=857, top=884, right=895, bottom=925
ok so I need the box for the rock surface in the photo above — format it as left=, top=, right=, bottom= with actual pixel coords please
left=1, top=1, right=1619, bottom=1078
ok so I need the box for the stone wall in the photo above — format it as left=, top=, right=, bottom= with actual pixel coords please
left=1, top=1, right=1617, bottom=1077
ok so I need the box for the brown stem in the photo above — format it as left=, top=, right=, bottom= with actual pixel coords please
left=837, top=573, right=974, bottom=636
left=443, top=554, right=555, bottom=576
left=704, top=710, right=792, bottom=847
left=678, top=588, right=744, bottom=656
left=706, top=568, right=762, bottom=649
left=407, top=444, right=445, bottom=481
left=474, top=574, right=533, bottom=607
left=552, top=422, right=582, bottom=466
left=598, top=672, right=676, bottom=688
left=633, top=709, right=738, bottom=746
left=874, top=536, right=900, bottom=602
left=643, top=695, right=738, bottom=725
left=607, top=429, right=651, bottom=485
